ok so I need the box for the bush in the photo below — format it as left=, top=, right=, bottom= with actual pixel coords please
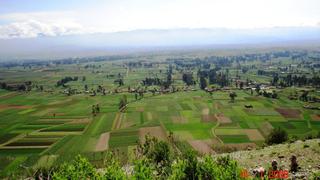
left=41, top=136, right=245, bottom=179
left=266, top=127, right=288, bottom=145
left=197, top=155, right=240, bottom=179
left=103, top=152, right=126, bottom=179
left=52, top=155, right=99, bottom=179
left=182, top=149, right=198, bottom=179
left=133, top=158, right=155, bottom=180
left=168, top=159, right=187, bottom=180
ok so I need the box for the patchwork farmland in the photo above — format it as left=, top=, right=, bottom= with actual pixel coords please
left=0, top=89, right=319, bottom=175
left=0, top=49, right=320, bottom=177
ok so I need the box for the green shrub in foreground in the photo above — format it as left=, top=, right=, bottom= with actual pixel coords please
left=48, top=137, right=244, bottom=180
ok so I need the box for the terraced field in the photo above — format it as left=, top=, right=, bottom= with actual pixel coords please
left=1, top=86, right=319, bottom=176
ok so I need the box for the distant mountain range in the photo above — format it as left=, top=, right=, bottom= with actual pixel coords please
left=0, top=27, right=319, bottom=60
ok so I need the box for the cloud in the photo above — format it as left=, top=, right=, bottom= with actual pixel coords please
left=0, top=20, right=87, bottom=39
left=0, top=11, right=97, bottom=39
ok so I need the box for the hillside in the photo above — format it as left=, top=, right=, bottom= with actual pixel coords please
left=223, top=139, right=320, bottom=179
left=20, top=138, right=320, bottom=179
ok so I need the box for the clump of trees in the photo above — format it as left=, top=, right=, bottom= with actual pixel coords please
left=91, top=104, right=100, bottom=116
left=142, top=77, right=162, bottom=86
left=270, top=73, right=320, bottom=88
left=199, top=76, right=207, bottom=90
left=0, top=81, right=32, bottom=92
left=114, top=79, right=124, bottom=86
left=182, top=73, right=195, bottom=86
left=266, top=127, right=288, bottom=145
left=229, top=92, right=237, bottom=102
left=56, top=76, right=78, bottom=87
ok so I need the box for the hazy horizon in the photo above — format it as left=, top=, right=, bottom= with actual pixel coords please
left=0, top=0, right=319, bottom=39
left=0, top=0, right=320, bottom=60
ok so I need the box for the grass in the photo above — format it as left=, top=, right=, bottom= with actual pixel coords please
left=108, top=129, right=139, bottom=148
left=41, top=124, right=86, bottom=132
left=0, top=133, right=19, bottom=144
left=218, top=135, right=251, bottom=143
left=0, top=148, right=46, bottom=156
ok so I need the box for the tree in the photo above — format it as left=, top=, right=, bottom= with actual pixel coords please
left=239, top=82, right=244, bottom=89
left=138, top=91, right=144, bottom=99
left=152, top=141, right=171, bottom=165
left=95, top=104, right=100, bottom=113
left=200, top=76, right=207, bottom=90
left=255, top=85, right=261, bottom=95
left=299, top=90, right=309, bottom=101
left=119, top=95, right=127, bottom=110
left=182, top=73, right=195, bottom=86
left=229, top=92, right=237, bottom=103
left=266, top=127, right=288, bottom=145
left=92, top=105, right=96, bottom=115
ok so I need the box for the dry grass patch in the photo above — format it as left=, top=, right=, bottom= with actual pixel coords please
left=147, top=112, right=153, bottom=121
left=139, top=126, right=167, bottom=143
left=193, top=96, right=202, bottom=100
left=171, top=116, right=188, bottom=124
left=202, top=108, right=209, bottom=115
left=188, top=140, right=215, bottom=155
left=213, top=142, right=257, bottom=153
left=0, top=104, right=32, bottom=110
left=275, top=108, right=301, bottom=119
left=311, top=114, right=320, bottom=121
left=95, top=132, right=110, bottom=152
left=0, top=92, right=18, bottom=99
left=69, top=118, right=90, bottom=124
left=201, top=115, right=217, bottom=123
left=258, top=121, right=274, bottom=137
left=112, top=113, right=123, bottom=130
left=214, top=102, right=222, bottom=110
left=136, top=107, right=144, bottom=112
left=244, top=129, right=265, bottom=141
left=215, top=113, right=232, bottom=124
left=174, top=131, right=194, bottom=141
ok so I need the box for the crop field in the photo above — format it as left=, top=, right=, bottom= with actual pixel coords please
left=0, top=49, right=320, bottom=175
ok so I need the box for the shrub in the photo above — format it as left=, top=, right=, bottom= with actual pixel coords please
left=182, top=149, right=198, bottom=179
left=52, top=155, right=99, bottom=179
left=103, top=152, right=126, bottom=179
left=266, top=127, right=288, bottom=145
left=132, top=158, right=154, bottom=180
left=168, top=159, right=187, bottom=180
left=197, top=155, right=240, bottom=179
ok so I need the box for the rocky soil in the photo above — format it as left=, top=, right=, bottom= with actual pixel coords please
left=220, top=139, right=320, bottom=179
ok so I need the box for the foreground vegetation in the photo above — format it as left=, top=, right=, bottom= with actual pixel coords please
left=50, top=136, right=242, bottom=180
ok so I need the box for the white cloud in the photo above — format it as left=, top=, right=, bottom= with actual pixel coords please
left=0, top=11, right=98, bottom=39
left=0, top=19, right=87, bottom=39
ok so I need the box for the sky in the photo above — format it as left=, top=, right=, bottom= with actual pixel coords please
left=0, top=0, right=319, bottom=39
